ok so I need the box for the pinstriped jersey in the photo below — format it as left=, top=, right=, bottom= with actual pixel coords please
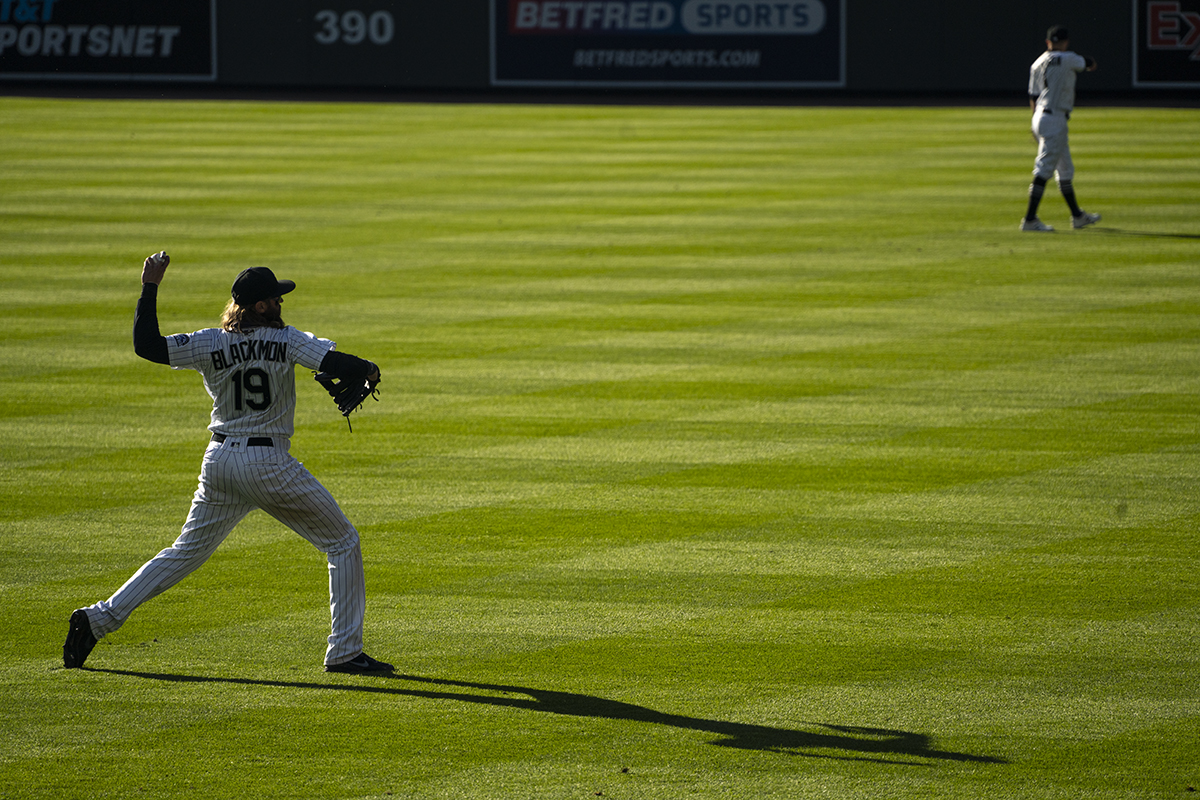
left=165, top=326, right=334, bottom=438
left=1028, top=50, right=1087, bottom=114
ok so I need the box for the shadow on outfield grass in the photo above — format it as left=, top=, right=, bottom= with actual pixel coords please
left=90, top=668, right=1005, bottom=766
left=1087, top=227, right=1200, bottom=239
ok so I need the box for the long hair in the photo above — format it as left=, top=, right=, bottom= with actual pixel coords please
left=221, top=299, right=284, bottom=333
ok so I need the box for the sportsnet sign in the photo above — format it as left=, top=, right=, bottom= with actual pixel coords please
left=492, top=0, right=844, bottom=86
left=1134, top=0, right=1200, bottom=85
left=0, top=0, right=215, bottom=81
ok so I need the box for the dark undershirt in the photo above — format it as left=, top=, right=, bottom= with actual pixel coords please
left=133, top=284, right=169, bottom=364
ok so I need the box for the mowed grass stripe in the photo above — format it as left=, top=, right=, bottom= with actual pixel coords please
left=1, top=98, right=1198, bottom=799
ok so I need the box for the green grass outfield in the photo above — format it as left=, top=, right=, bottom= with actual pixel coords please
left=1, top=97, right=1198, bottom=799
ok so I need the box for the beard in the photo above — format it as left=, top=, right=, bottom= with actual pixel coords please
left=240, top=306, right=285, bottom=331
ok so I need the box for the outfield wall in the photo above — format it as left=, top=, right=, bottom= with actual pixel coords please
left=2, top=0, right=1198, bottom=92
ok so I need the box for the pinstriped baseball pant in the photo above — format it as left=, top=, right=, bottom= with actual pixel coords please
left=1032, top=109, right=1074, bottom=182
left=85, top=437, right=366, bottom=666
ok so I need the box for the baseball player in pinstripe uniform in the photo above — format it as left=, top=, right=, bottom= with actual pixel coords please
left=63, top=252, right=391, bottom=674
left=1021, top=25, right=1101, bottom=232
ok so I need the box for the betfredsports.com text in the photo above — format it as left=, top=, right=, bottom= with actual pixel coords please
left=573, top=47, right=761, bottom=67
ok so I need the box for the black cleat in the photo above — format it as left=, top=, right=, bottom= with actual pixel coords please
left=324, top=652, right=393, bottom=674
left=63, top=609, right=97, bottom=669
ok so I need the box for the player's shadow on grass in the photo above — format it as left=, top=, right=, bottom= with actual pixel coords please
left=90, top=668, right=1005, bottom=766
left=1087, top=227, right=1200, bottom=239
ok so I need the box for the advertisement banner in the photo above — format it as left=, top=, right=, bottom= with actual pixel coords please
left=0, top=0, right=215, bottom=81
left=1134, top=0, right=1200, bottom=86
left=491, top=0, right=844, bottom=87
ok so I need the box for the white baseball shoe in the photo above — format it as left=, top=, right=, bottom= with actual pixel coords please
left=1020, top=217, right=1054, bottom=232
left=1072, top=211, right=1101, bottom=229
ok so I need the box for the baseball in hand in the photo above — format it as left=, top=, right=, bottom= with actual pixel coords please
left=142, top=251, right=171, bottom=285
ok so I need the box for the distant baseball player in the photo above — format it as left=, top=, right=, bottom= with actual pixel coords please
left=63, top=252, right=392, bottom=674
left=1021, top=25, right=1101, bottom=232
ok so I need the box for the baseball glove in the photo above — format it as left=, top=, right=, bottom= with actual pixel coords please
left=314, top=371, right=379, bottom=431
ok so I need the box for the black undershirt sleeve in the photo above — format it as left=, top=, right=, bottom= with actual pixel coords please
left=319, top=349, right=377, bottom=381
left=133, top=283, right=170, bottom=365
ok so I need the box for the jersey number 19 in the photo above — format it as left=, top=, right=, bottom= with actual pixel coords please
left=233, top=368, right=272, bottom=410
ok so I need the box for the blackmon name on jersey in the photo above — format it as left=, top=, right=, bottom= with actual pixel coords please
left=210, top=339, right=289, bottom=371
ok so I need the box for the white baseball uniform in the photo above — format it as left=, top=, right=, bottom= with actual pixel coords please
left=1028, top=48, right=1087, bottom=182
left=82, top=322, right=368, bottom=666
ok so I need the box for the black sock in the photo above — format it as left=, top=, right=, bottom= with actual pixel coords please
left=1059, top=180, right=1083, bottom=216
left=1025, top=176, right=1048, bottom=221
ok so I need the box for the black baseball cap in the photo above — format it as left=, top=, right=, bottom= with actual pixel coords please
left=231, top=267, right=296, bottom=307
left=1047, top=25, right=1069, bottom=42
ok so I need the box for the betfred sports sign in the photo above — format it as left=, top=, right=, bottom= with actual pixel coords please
left=0, top=0, right=215, bottom=81
left=1134, top=0, right=1200, bottom=86
left=507, top=1, right=827, bottom=34
left=492, top=0, right=844, bottom=86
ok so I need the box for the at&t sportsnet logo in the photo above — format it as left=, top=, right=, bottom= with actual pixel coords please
left=0, top=0, right=181, bottom=58
left=509, top=0, right=827, bottom=35
left=0, top=0, right=214, bottom=81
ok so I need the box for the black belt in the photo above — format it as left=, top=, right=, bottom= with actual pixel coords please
left=211, top=433, right=274, bottom=447
left=1042, top=108, right=1070, bottom=119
